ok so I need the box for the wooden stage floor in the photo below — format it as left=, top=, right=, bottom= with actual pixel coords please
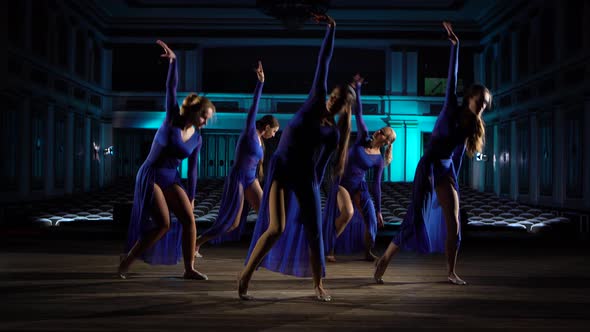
left=1, top=230, right=589, bottom=331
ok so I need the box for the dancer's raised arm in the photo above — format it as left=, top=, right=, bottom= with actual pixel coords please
left=308, top=14, right=336, bottom=102
left=157, top=40, right=179, bottom=122
left=246, top=61, right=265, bottom=132
left=351, top=74, right=368, bottom=144
left=441, top=21, right=460, bottom=117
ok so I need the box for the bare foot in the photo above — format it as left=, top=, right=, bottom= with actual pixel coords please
left=183, top=269, right=208, bottom=280
left=314, top=286, right=332, bottom=302
left=117, top=254, right=128, bottom=279
left=373, top=257, right=387, bottom=284
left=194, top=245, right=203, bottom=258
left=448, top=274, right=467, bottom=285
left=117, top=266, right=128, bottom=279
left=326, top=255, right=336, bottom=263
left=238, top=273, right=253, bottom=300
left=364, top=250, right=378, bottom=262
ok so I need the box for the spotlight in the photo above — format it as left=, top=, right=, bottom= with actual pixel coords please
left=475, top=152, right=488, bottom=161
left=104, top=146, right=114, bottom=156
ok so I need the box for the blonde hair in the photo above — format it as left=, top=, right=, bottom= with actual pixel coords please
left=180, top=93, right=216, bottom=123
left=383, top=143, right=392, bottom=166
left=462, top=110, right=486, bottom=158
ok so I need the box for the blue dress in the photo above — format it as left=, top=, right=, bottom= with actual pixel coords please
left=392, top=42, right=465, bottom=253
left=245, top=24, right=337, bottom=278
left=323, top=84, right=384, bottom=255
left=200, top=81, right=264, bottom=244
left=125, top=59, right=202, bottom=265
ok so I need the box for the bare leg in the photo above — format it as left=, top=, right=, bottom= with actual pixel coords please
left=164, top=184, right=207, bottom=280
left=118, top=183, right=171, bottom=278
left=434, top=177, right=466, bottom=285
left=296, top=184, right=331, bottom=301
left=335, top=186, right=354, bottom=236
left=195, top=183, right=245, bottom=257
left=373, top=242, right=400, bottom=284
left=244, top=179, right=263, bottom=212
left=239, top=180, right=286, bottom=300
left=327, top=186, right=354, bottom=262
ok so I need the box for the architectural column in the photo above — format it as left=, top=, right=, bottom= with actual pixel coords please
left=473, top=52, right=484, bottom=85
left=83, top=117, right=91, bottom=191
left=44, top=103, right=55, bottom=196
left=510, top=120, right=518, bottom=200
left=175, top=49, right=185, bottom=91
left=389, top=50, right=404, bottom=95
left=406, top=51, right=418, bottom=96
left=493, top=124, right=500, bottom=196
left=404, top=120, right=420, bottom=181
left=185, top=47, right=198, bottom=92
left=101, top=122, right=113, bottom=187
left=553, top=105, right=565, bottom=206
left=196, top=46, right=203, bottom=92
left=529, top=112, right=539, bottom=204
left=510, top=29, right=519, bottom=84
left=388, top=120, right=405, bottom=182
left=68, top=25, right=77, bottom=74
left=101, top=47, right=114, bottom=128
left=471, top=156, right=485, bottom=192
left=18, top=99, right=31, bottom=199
left=101, top=48, right=112, bottom=90
left=64, top=111, right=74, bottom=194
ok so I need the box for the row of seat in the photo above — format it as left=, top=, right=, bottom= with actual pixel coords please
left=30, top=179, right=571, bottom=235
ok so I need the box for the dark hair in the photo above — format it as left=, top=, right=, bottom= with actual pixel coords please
left=460, top=84, right=491, bottom=157
left=256, top=115, right=279, bottom=131
left=255, top=115, right=279, bottom=179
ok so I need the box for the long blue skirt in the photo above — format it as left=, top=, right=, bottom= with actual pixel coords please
left=323, top=181, right=378, bottom=255
left=245, top=154, right=326, bottom=278
left=392, top=157, right=461, bottom=253
left=201, top=168, right=252, bottom=245
left=125, top=164, right=184, bottom=265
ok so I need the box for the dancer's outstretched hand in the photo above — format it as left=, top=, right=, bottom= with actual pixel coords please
left=255, top=61, right=265, bottom=83
left=352, top=73, right=365, bottom=88
left=311, top=13, right=335, bottom=27
left=156, top=40, right=176, bottom=61
left=442, top=21, right=459, bottom=45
